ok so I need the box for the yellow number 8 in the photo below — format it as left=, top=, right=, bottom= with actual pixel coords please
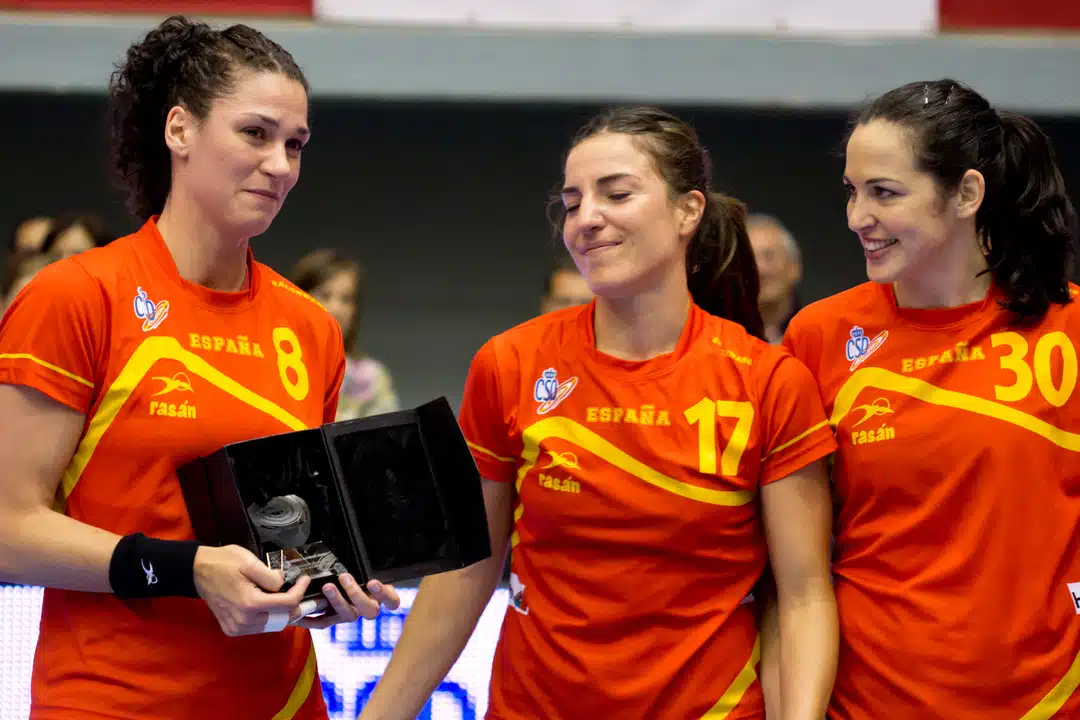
left=273, top=326, right=309, bottom=402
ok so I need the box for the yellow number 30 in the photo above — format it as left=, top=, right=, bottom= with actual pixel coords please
left=273, top=326, right=310, bottom=402
left=993, top=331, right=1077, bottom=407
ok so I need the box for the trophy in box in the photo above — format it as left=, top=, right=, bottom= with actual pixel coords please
left=178, top=397, right=492, bottom=606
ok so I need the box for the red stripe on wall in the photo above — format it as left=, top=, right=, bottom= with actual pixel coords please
left=0, top=0, right=312, bottom=16
left=940, top=0, right=1080, bottom=31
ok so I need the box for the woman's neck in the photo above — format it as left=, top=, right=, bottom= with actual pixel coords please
left=893, top=232, right=991, bottom=309
left=593, top=274, right=691, bottom=361
left=156, top=192, right=250, bottom=292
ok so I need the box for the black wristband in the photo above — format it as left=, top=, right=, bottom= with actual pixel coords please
left=108, top=533, right=200, bottom=599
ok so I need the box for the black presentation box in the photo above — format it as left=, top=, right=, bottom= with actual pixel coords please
left=178, top=397, right=492, bottom=603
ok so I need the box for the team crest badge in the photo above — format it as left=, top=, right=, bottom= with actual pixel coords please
left=533, top=367, right=577, bottom=415
left=134, top=286, right=169, bottom=332
left=845, top=325, right=888, bottom=371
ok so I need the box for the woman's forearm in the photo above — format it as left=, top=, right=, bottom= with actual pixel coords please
left=757, top=577, right=784, bottom=718
left=358, top=557, right=503, bottom=720
left=779, top=581, right=837, bottom=720
left=0, top=504, right=120, bottom=591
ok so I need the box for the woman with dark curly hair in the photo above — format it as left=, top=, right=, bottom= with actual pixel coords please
left=0, top=15, right=397, bottom=720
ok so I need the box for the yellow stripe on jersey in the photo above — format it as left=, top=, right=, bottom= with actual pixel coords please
left=519, top=417, right=755, bottom=506
left=61, top=335, right=308, bottom=501
left=832, top=367, right=1080, bottom=452
left=272, top=645, right=318, bottom=720
left=764, top=419, right=830, bottom=459
left=467, top=440, right=515, bottom=463
left=0, top=352, right=94, bottom=388
left=1020, top=649, right=1080, bottom=719
left=700, top=634, right=761, bottom=718
left=510, top=503, right=525, bottom=549
left=834, top=367, right=1080, bottom=712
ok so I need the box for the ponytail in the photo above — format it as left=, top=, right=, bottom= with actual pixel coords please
left=687, top=193, right=765, bottom=340
left=984, top=112, right=1078, bottom=322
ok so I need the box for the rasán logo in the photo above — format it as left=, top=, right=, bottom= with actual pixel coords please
left=134, top=286, right=169, bottom=332
left=533, top=367, right=578, bottom=415
left=152, top=372, right=193, bottom=397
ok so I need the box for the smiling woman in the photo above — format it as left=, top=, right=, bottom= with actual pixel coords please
left=785, top=79, right=1080, bottom=718
left=359, top=107, right=838, bottom=720
left=841, top=80, right=1075, bottom=314
left=0, top=14, right=397, bottom=720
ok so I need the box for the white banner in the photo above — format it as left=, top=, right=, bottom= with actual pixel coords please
left=315, top=0, right=938, bottom=35
left=0, top=585, right=508, bottom=720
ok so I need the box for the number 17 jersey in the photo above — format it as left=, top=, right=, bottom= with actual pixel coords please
left=459, top=300, right=836, bottom=720
left=0, top=218, right=345, bottom=720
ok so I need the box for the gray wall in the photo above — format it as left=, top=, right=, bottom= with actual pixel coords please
left=8, top=15, right=1080, bottom=114
left=3, top=94, right=1079, bottom=409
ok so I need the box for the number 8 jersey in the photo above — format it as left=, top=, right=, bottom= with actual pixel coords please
left=784, top=281, right=1080, bottom=719
left=459, top=299, right=837, bottom=720
left=0, top=219, right=345, bottom=720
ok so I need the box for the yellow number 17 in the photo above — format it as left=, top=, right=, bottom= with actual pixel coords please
left=684, top=398, right=755, bottom=476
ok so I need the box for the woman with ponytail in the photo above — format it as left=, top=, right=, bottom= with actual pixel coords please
left=0, top=15, right=397, bottom=720
left=784, top=79, right=1080, bottom=717
left=360, top=107, right=838, bottom=720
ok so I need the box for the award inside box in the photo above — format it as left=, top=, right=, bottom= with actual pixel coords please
left=178, top=397, right=492, bottom=607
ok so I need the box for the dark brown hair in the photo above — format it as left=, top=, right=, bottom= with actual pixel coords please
left=291, top=249, right=363, bottom=354
left=108, top=15, right=308, bottom=220
left=553, top=106, right=764, bottom=339
left=852, top=79, right=1078, bottom=323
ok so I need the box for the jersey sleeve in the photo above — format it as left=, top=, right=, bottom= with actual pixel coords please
left=755, top=351, right=837, bottom=485
left=458, top=338, right=519, bottom=484
left=322, top=320, right=347, bottom=425
left=0, top=260, right=103, bottom=413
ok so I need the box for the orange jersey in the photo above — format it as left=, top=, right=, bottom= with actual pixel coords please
left=0, top=219, right=345, bottom=720
left=459, top=300, right=836, bottom=720
left=785, top=282, right=1080, bottom=719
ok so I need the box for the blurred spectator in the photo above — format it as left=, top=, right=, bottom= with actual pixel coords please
left=540, top=255, right=592, bottom=313
left=39, top=214, right=110, bottom=261
left=292, top=248, right=400, bottom=420
left=2, top=250, right=52, bottom=314
left=10, top=215, right=54, bottom=254
left=748, top=213, right=802, bottom=344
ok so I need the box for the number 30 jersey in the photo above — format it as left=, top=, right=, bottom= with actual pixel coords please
left=460, top=300, right=836, bottom=720
left=0, top=219, right=345, bottom=720
left=784, top=282, right=1080, bottom=719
